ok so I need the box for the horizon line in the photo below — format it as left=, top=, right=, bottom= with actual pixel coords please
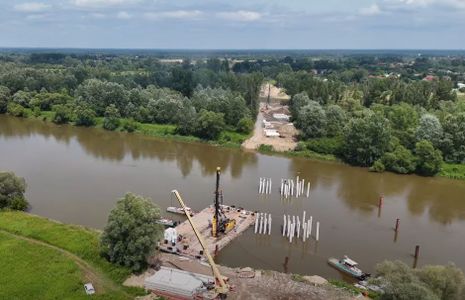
left=1, top=46, right=465, bottom=51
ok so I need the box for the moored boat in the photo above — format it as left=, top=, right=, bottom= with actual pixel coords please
left=166, top=206, right=194, bottom=216
left=328, top=256, right=370, bottom=280
left=156, top=218, right=177, bottom=227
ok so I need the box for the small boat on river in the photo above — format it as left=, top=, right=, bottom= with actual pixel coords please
left=156, top=218, right=177, bottom=227
left=166, top=206, right=194, bottom=216
left=328, top=256, right=370, bottom=280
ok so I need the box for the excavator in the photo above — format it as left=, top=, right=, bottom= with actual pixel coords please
left=211, top=167, right=236, bottom=238
left=171, top=189, right=230, bottom=299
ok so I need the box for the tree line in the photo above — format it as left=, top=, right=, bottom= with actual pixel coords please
left=0, top=55, right=263, bottom=140
left=282, top=71, right=465, bottom=176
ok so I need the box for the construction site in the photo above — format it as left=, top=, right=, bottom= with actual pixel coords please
left=144, top=168, right=256, bottom=299
left=242, top=83, right=298, bottom=152
left=120, top=166, right=356, bottom=300
left=159, top=205, right=255, bottom=259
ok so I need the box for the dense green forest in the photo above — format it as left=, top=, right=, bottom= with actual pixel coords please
left=270, top=56, right=465, bottom=177
left=0, top=53, right=262, bottom=142
left=1, top=51, right=465, bottom=178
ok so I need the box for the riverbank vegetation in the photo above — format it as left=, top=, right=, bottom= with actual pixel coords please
left=0, top=171, right=28, bottom=210
left=1, top=51, right=465, bottom=179
left=270, top=57, right=465, bottom=179
left=0, top=54, right=262, bottom=147
left=0, top=211, right=144, bottom=299
left=372, top=260, right=465, bottom=300
left=100, top=193, right=163, bottom=272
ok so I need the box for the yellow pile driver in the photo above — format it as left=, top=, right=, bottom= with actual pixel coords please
left=211, top=167, right=236, bottom=238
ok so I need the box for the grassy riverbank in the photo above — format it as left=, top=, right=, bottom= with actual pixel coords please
left=26, top=110, right=249, bottom=148
left=0, top=211, right=144, bottom=299
left=7, top=111, right=465, bottom=181
left=257, top=145, right=465, bottom=181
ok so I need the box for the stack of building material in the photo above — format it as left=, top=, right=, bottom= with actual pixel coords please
left=264, top=129, right=280, bottom=137
left=144, top=266, right=214, bottom=299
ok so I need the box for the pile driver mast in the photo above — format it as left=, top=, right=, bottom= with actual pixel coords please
left=211, top=167, right=235, bottom=238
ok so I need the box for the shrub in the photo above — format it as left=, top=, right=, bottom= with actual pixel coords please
left=374, top=260, right=465, bottom=300
left=0, top=171, right=28, bottom=211
left=52, top=104, right=74, bottom=124
left=0, top=86, right=10, bottom=113
left=75, top=105, right=96, bottom=126
left=236, top=117, right=254, bottom=134
left=122, top=118, right=139, bottom=133
left=295, top=141, right=307, bottom=152
left=258, top=144, right=273, bottom=152
left=370, top=160, right=386, bottom=173
left=7, top=102, right=27, bottom=117
left=306, top=137, right=343, bottom=155
left=381, top=145, right=417, bottom=174
left=194, top=109, right=225, bottom=140
left=103, top=104, right=120, bottom=131
left=32, top=107, right=41, bottom=117
left=415, top=140, right=443, bottom=176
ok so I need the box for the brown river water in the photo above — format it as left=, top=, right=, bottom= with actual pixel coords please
left=1, top=114, right=465, bottom=279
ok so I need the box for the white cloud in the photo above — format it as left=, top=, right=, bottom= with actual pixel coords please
left=217, top=10, right=262, bottom=22
left=360, top=4, right=382, bottom=16
left=144, top=10, right=203, bottom=20
left=73, top=0, right=140, bottom=8
left=14, top=2, right=50, bottom=12
left=117, top=11, right=132, bottom=19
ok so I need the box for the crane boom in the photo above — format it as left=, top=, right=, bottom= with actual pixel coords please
left=170, top=189, right=229, bottom=297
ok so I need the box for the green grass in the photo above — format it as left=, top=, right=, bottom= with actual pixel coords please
left=257, top=144, right=338, bottom=162
left=0, top=211, right=144, bottom=299
left=287, top=150, right=338, bottom=162
left=440, top=163, right=465, bottom=180
left=217, top=130, right=250, bottom=148
left=329, top=279, right=380, bottom=299
left=0, top=232, right=88, bottom=300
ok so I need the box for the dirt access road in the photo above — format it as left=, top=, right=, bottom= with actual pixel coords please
left=242, top=84, right=297, bottom=152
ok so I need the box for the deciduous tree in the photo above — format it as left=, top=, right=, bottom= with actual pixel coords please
left=0, top=171, right=28, bottom=211
left=100, top=193, right=163, bottom=272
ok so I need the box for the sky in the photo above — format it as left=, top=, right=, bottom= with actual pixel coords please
left=1, top=0, right=465, bottom=49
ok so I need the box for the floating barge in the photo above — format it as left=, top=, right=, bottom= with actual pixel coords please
left=159, top=204, right=256, bottom=259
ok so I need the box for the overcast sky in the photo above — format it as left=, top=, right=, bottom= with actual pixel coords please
left=1, top=0, right=465, bottom=49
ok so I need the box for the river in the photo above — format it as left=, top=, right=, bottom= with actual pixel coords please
left=1, top=114, right=465, bottom=279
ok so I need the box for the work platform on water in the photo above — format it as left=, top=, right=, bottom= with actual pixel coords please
left=160, top=204, right=256, bottom=259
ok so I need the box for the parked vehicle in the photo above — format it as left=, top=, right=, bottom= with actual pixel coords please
left=84, top=283, right=95, bottom=295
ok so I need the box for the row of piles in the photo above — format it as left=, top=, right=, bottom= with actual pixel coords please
left=258, top=178, right=272, bottom=194
left=254, top=212, right=272, bottom=235
left=283, top=211, right=319, bottom=243
left=280, top=175, right=310, bottom=198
